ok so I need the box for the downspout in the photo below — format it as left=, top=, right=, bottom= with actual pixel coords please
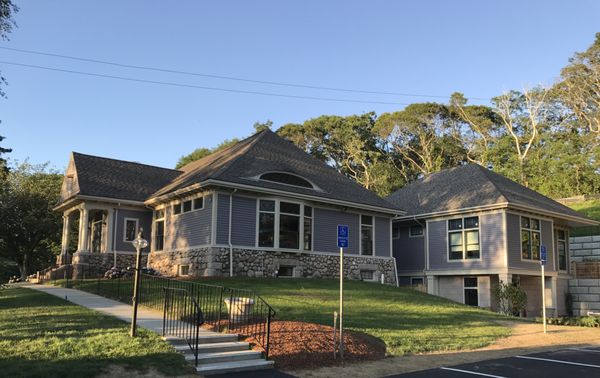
left=113, top=208, right=118, bottom=269
left=228, top=190, right=238, bottom=277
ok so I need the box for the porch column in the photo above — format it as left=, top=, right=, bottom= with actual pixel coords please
left=78, top=205, right=90, bottom=252
left=60, top=214, right=71, bottom=265
left=105, top=208, right=114, bottom=254
left=551, top=276, right=558, bottom=317
left=426, top=276, right=438, bottom=295
left=498, top=273, right=513, bottom=285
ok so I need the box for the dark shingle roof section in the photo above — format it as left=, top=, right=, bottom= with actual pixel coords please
left=70, top=152, right=182, bottom=203
left=386, top=164, right=588, bottom=219
left=153, top=129, right=402, bottom=212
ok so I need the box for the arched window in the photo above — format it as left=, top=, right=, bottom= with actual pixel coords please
left=259, top=172, right=313, bottom=189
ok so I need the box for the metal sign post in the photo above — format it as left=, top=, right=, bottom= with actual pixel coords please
left=337, top=225, right=349, bottom=361
left=540, top=245, right=547, bottom=334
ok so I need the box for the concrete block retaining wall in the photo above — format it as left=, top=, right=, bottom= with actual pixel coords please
left=568, top=279, right=600, bottom=316
left=569, top=235, right=600, bottom=262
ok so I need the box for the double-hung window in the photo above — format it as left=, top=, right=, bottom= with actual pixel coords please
left=153, top=209, right=165, bottom=252
left=258, top=199, right=312, bottom=251
left=556, top=230, right=567, bottom=270
left=521, top=217, right=541, bottom=260
left=448, top=216, right=480, bottom=260
left=361, top=215, right=374, bottom=256
left=124, top=218, right=139, bottom=242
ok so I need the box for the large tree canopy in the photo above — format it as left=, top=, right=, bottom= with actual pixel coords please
left=0, top=162, right=63, bottom=278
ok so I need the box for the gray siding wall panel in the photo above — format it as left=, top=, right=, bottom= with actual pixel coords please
left=216, top=194, right=230, bottom=245
left=541, top=220, right=555, bottom=272
left=165, top=194, right=213, bottom=250
left=115, top=209, right=152, bottom=252
left=313, top=208, right=360, bottom=255
left=393, top=224, right=425, bottom=272
left=231, top=196, right=257, bottom=246
left=375, top=217, right=391, bottom=257
left=428, top=212, right=505, bottom=270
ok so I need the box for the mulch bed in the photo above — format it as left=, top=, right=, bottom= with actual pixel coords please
left=244, top=320, right=386, bottom=370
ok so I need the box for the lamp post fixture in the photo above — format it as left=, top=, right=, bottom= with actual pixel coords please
left=130, top=229, right=148, bottom=337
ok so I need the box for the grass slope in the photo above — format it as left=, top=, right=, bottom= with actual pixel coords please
left=0, top=287, right=191, bottom=378
left=196, top=278, right=511, bottom=355
left=569, top=200, right=600, bottom=236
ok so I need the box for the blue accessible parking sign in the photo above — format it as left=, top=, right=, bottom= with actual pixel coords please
left=337, top=225, right=349, bottom=248
left=540, top=245, right=547, bottom=265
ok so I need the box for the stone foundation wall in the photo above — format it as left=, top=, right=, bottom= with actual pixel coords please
left=569, top=279, right=600, bottom=316
left=149, top=247, right=397, bottom=285
left=72, top=252, right=148, bottom=278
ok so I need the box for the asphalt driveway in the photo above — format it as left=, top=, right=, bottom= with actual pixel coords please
left=387, top=346, right=600, bottom=378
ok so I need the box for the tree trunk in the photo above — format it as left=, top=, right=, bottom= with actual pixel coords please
left=18, top=252, right=30, bottom=279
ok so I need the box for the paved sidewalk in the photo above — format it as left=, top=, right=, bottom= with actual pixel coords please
left=23, top=283, right=165, bottom=334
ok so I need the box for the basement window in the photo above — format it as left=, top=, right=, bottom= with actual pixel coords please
left=278, top=265, right=295, bottom=278
left=178, top=265, right=190, bottom=276
left=360, top=270, right=374, bottom=281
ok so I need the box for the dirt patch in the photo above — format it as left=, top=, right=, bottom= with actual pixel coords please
left=289, top=321, right=600, bottom=378
left=240, top=320, right=386, bottom=370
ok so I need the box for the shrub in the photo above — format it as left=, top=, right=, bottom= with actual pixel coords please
left=537, top=316, right=600, bottom=327
left=493, top=280, right=527, bottom=316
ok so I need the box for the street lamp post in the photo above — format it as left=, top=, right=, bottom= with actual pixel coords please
left=130, top=229, right=148, bottom=337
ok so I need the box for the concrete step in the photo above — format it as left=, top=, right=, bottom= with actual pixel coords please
left=173, top=341, right=250, bottom=354
left=184, top=349, right=262, bottom=364
left=195, top=359, right=274, bottom=375
left=163, top=333, right=238, bottom=345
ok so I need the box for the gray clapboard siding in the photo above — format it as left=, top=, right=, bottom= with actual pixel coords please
left=375, top=217, right=391, bottom=257
left=164, top=194, right=212, bottom=250
left=216, top=194, right=230, bottom=245
left=393, top=223, right=425, bottom=272
left=231, top=196, right=257, bottom=246
left=428, top=212, right=505, bottom=270
left=313, top=208, right=360, bottom=255
left=114, top=209, right=152, bottom=252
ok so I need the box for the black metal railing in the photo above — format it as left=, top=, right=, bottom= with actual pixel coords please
left=163, top=287, right=204, bottom=366
left=37, top=263, right=276, bottom=358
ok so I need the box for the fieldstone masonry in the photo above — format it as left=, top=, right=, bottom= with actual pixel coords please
left=149, top=247, right=398, bottom=285
left=72, top=251, right=148, bottom=278
left=569, top=235, right=600, bottom=262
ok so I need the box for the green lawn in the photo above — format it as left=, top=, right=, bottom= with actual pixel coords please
left=569, top=199, right=600, bottom=236
left=0, top=287, right=192, bottom=378
left=195, top=278, right=512, bottom=355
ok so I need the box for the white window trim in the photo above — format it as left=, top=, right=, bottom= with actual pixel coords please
left=255, top=197, right=312, bottom=251
left=409, top=224, right=424, bottom=238
left=360, top=269, right=377, bottom=282
left=463, top=276, right=480, bottom=307
left=193, top=196, right=205, bottom=211
left=446, top=217, right=482, bottom=263
left=555, top=228, right=569, bottom=272
left=519, top=215, right=542, bottom=263
left=172, top=194, right=205, bottom=216
left=360, top=214, right=376, bottom=256
left=123, top=218, right=139, bottom=243
left=178, top=264, right=191, bottom=276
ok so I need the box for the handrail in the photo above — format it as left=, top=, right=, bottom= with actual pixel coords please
left=163, top=287, right=204, bottom=366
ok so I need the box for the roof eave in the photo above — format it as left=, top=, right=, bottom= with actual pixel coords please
left=146, top=179, right=405, bottom=215
left=506, top=203, right=599, bottom=227
left=54, top=194, right=147, bottom=212
left=393, top=203, right=510, bottom=221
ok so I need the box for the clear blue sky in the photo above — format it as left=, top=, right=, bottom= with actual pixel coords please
left=1, top=0, right=599, bottom=171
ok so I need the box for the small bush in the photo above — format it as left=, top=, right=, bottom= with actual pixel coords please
left=536, top=316, right=600, bottom=327
left=493, top=280, right=527, bottom=316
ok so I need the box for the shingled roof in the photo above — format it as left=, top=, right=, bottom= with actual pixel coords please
left=67, top=152, right=182, bottom=203
left=386, top=164, right=594, bottom=223
left=150, top=129, right=402, bottom=213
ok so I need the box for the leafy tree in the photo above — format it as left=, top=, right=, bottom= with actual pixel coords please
left=253, top=120, right=273, bottom=133
left=0, top=1, right=18, bottom=180
left=277, top=113, right=402, bottom=196
left=374, top=103, right=466, bottom=181
left=0, top=162, right=63, bottom=278
left=0, top=131, right=11, bottom=180
left=175, top=138, right=239, bottom=169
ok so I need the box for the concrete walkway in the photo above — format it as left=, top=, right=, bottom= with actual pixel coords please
left=23, top=283, right=165, bottom=333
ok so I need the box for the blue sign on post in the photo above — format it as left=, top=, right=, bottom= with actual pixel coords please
left=337, top=225, right=349, bottom=248
left=540, top=245, right=547, bottom=265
